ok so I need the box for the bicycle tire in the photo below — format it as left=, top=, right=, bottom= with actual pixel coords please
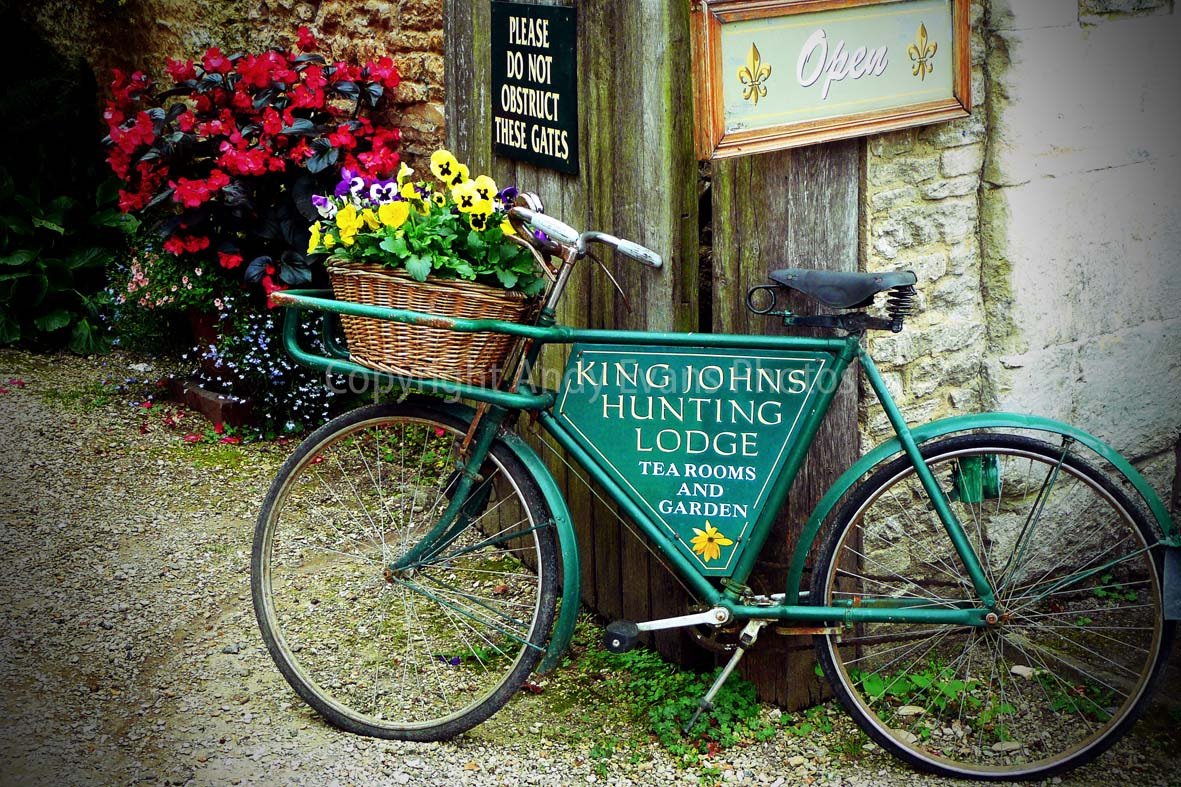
left=811, top=433, right=1173, bottom=780
left=252, top=402, right=559, bottom=740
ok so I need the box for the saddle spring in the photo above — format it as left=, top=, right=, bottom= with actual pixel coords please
left=885, top=284, right=916, bottom=326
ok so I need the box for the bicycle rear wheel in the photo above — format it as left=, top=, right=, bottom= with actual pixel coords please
left=811, top=434, right=1172, bottom=780
left=252, top=402, right=558, bottom=740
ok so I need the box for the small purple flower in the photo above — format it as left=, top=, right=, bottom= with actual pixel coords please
left=496, top=185, right=519, bottom=205
left=369, top=179, right=398, bottom=204
left=333, top=168, right=366, bottom=199
left=311, top=194, right=338, bottom=219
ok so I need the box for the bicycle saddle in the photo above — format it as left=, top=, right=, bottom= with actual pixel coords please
left=768, top=268, right=917, bottom=309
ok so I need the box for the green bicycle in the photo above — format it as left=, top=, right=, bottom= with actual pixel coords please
left=252, top=197, right=1177, bottom=781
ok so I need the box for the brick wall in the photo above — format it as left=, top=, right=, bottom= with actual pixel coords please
left=23, top=0, right=445, bottom=169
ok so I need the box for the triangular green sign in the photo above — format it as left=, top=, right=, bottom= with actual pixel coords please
left=555, top=344, right=832, bottom=576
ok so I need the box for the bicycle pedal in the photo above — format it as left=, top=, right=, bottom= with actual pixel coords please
left=603, top=620, right=640, bottom=653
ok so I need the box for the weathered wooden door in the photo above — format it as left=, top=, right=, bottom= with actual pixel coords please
left=444, top=0, right=857, bottom=708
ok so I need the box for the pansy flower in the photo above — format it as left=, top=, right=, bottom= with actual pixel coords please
left=369, top=179, right=398, bottom=204
left=378, top=201, right=410, bottom=229
left=311, top=194, right=338, bottom=219
left=429, top=150, right=459, bottom=182
left=451, top=180, right=480, bottom=213
left=472, top=175, right=497, bottom=205
left=396, top=162, right=414, bottom=186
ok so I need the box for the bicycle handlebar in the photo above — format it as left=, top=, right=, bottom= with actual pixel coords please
left=510, top=207, right=663, bottom=269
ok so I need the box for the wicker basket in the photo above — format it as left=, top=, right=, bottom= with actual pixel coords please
left=326, top=260, right=537, bottom=385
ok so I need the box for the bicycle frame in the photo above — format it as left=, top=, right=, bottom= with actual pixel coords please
left=272, top=289, right=1179, bottom=671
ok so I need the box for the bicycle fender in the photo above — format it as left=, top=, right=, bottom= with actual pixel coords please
left=435, top=403, right=580, bottom=674
left=784, top=412, right=1180, bottom=604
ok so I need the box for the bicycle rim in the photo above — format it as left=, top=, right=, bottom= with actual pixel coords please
left=253, top=404, right=557, bottom=740
left=813, top=434, right=1170, bottom=779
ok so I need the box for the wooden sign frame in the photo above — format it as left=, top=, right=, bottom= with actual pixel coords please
left=691, top=0, right=971, bottom=159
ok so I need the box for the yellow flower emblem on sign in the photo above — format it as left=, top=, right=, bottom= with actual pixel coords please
left=908, top=23, right=938, bottom=80
left=737, top=43, right=772, bottom=105
left=690, top=521, right=734, bottom=563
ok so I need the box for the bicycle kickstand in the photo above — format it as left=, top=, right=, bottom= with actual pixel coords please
left=684, top=619, right=769, bottom=734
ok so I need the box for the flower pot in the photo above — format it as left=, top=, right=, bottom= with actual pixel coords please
left=326, top=260, right=538, bottom=386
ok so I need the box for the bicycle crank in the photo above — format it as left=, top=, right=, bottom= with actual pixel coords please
left=603, top=607, right=732, bottom=653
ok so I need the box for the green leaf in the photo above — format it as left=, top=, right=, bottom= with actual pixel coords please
left=0, top=249, right=39, bottom=267
left=495, top=269, right=518, bottom=289
left=30, top=217, right=66, bottom=235
left=66, top=247, right=111, bottom=270
left=68, top=318, right=107, bottom=355
left=34, top=308, right=72, bottom=333
left=861, top=673, right=888, bottom=699
left=380, top=235, right=409, bottom=257
left=404, top=255, right=431, bottom=281
left=0, top=311, right=19, bottom=344
left=24, top=274, right=49, bottom=307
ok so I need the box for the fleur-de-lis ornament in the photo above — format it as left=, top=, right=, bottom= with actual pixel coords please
left=908, top=23, right=938, bottom=80
left=737, top=43, right=772, bottom=104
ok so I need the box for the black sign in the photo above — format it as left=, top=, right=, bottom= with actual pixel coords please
left=490, top=1, right=579, bottom=174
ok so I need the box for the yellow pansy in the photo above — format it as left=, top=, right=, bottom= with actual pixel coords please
left=335, top=203, right=363, bottom=232
left=447, top=162, right=470, bottom=188
left=361, top=208, right=381, bottom=231
left=307, top=221, right=322, bottom=254
left=429, top=150, right=459, bottom=183
left=378, top=200, right=410, bottom=229
left=396, top=162, right=414, bottom=186
left=472, top=175, right=497, bottom=204
left=500, top=219, right=516, bottom=236
left=452, top=180, right=492, bottom=215
left=690, top=522, right=733, bottom=563
left=323, top=233, right=336, bottom=249
left=469, top=210, right=491, bottom=231
left=400, top=182, right=420, bottom=202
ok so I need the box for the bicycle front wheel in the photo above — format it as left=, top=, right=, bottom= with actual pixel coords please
left=812, top=434, right=1172, bottom=780
left=252, top=402, right=558, bottom=740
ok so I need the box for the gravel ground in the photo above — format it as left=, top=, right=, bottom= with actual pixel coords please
left=1, top=348, right=1177, bottom=787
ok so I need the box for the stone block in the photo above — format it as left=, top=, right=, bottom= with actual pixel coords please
left=871, top=185, right=919, bottom=211
left=941, top=144, right=985, bottom=178
left=921, top=113, right=987, bottom=148
left=898, top=250, right=948, bottom=283
left=920, top=175, right=979, bottom=200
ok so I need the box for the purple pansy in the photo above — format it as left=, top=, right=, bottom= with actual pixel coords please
left=311, top=194, right=338, bottom=219
left=369, top=179, right=399, bottom=204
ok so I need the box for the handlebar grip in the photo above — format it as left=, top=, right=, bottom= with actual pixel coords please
left=615, top=239, right=663, bottom=268
left=510, top=207, right=580, bottom=244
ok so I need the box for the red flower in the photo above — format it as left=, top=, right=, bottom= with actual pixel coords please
left=358, top=146, right=400, bottom=179
left=219, top=436, right=242, bottom=445
left=213, top=422, right=224, bottom=435
left=369, top=56, right=401, bottom=90
left=164, top=234, right=211, bottom=256
left=218, top=251, right=244, bottom=270
left=261, top=274, right=286, bottom=305
left=297, top=26, right=318, bottom=52
left=202, top=47, right=234, bottom=74
left=301, top=64, right=327, bottom=92
left=328, top=124, right=356, bottom=149
left=183, top=433, right=202, bottom=444
left=290, top=84, right=325, bottom=109
left=261, top=108, right=284, bottom=136
left=165, top=58, right=197, bottom=83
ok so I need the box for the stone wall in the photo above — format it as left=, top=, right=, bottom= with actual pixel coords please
left=862, top=0, right=1180, bottom=512
left=20, top=0, right=444, bottom=168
